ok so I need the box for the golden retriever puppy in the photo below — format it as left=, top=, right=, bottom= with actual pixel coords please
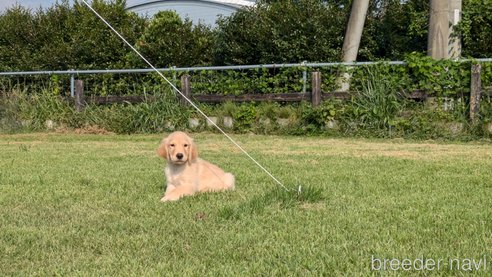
left=157, top=131, right=235, bottom=202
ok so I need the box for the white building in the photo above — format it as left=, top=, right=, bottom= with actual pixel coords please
left=126, top=0, right=255, bottom=26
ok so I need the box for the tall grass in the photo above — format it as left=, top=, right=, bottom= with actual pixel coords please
left=347, top=68, right=404, bottom=132
left=82, top=91, right=191, bottom=133
left=0, top=88, right=73, bottom=132
left=0, top=89, right=191, bottom=134
left=1, top=87, right=491, bottom=139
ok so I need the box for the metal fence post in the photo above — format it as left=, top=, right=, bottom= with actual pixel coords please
left=302, top=61, right=307, bottom=94
left=70, top=71, right=75, bottom=97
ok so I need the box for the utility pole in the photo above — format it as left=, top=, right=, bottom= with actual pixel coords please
left=448, top=0, right=462, bottom=59
left=339, top=0, right=370, bottom=91
left=428, top=0, right=462, bottom=59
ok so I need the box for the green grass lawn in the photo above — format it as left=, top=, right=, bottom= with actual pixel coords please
left=1, top=133, right=491, bottom=275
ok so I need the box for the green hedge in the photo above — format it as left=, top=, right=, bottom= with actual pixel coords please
left=1, top=0, right=491, bottom=71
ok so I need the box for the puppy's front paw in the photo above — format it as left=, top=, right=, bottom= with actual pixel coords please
left=160, top=194, right=179, bottom=202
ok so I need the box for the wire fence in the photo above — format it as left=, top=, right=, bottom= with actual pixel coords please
left=1, top=58, right=491, bottom=98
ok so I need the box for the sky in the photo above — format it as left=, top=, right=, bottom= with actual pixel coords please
left=0, top=0, right=146, bottom=12
left=1, top=0, right=67, bottom=11
left=0, top=0, right=251, bottom=26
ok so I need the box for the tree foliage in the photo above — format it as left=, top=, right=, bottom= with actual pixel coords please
left=360, top=0, right=429, bottom=60
left=458, top=0, right=492, bottom=58
left=130, top=10, right=214, bottom=68
left=0, top=5, right=38, bottom=70
left=0, top=0, right=145, bottom=71
left=0, top=0, right=490, bottom=72
left=69, top=0, right=145, bottom=69
left=214, top=0, right=349, bottom=65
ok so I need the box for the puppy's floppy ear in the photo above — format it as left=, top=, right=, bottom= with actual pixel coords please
left=188, top=140, right=198, bottom=165
left=157, top=138, right=168, bottom=159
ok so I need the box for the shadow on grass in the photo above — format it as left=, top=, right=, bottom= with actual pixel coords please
left=219, top=184, right=324, bottom=220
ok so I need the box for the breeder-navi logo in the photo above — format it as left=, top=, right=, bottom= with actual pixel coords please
left=371, top=255, right=487, bottom=272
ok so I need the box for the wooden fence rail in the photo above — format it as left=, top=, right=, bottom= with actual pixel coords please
left=69, top=69, right=491, bottom=121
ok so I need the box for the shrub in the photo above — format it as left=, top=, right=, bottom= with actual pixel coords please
left=128, top=10, right=214, bottom=68
left=233, top=105, right=257, bottom=132
left=405, top=53, right=471, bottom=96
left=214, top=0, right=347, bottom=65
left=191, top=67, right=306, bottom=95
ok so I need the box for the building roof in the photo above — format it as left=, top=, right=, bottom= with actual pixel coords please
left=126, top=0, right=255, bottom=26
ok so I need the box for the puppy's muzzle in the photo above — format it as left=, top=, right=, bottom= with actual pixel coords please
left=176, top=153, right=184, bottom=160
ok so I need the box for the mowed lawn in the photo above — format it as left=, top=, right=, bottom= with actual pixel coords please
left=0, top=133, right=491, bottom=275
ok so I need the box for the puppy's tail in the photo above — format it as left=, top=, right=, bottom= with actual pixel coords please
left=224, top=173, right=235, bottom=190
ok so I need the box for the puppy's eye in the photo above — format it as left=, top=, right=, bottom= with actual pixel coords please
left=170, top=144, right=175, bottom=147
left=184, top=144, right=189, bottom=147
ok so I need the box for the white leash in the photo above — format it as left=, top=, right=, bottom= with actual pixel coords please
left=80, top=0, right=289, bottom=191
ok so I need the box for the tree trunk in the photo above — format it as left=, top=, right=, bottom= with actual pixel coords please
left=339, top=0, right=370, bottom=91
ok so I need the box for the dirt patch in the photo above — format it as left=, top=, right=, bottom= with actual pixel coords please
left=250, top=137, right=492, bottom=162
left=300, top=202, right=325, bottom=211
left=54, top=124, right=115, bottom=135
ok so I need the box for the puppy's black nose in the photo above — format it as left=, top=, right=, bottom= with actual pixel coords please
left=176, top=153, right=184, bottom=160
